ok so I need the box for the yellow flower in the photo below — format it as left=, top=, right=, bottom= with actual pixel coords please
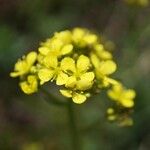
left=40, top=38, right=73, bottom=58
left=72, top=28, right=97, bottom=47
left=38, top=47, right=50, bottom=56
left=20, top=75, right=38, bottom=94
left=10, top=52, right=37, bottom=77
left=90, top=53, right=117, bottom=87
left=60, top=55, right=95, bottom=91
left=107, top=84, right=136, bottom=108
left=91, top=53, right=116, bottom=76
left=60, top=89, right=88, bottom=104
left=38, top=55, right=68, bottom=85
left=94, top=44, right=112, bottom=60
left=54, top=30, right=72, bottom=44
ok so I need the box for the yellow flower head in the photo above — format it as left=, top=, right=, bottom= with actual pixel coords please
left=10, top=26, right=136, bottom=127
left=10, top=27, right=136, bottom=125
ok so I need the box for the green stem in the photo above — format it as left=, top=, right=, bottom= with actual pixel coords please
left=41, top=88, right=81, bottom=149
left=41, top=88, right=67, bottom=106
left=67, top=101, right=81, bottom=150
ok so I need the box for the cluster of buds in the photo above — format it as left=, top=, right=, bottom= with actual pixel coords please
left=10, top=28, right=136, bottom=125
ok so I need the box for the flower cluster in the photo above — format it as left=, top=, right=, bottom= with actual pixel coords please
left=106, top=84, right=136, bottom=126
left=10, top=28, right=136, bottom=125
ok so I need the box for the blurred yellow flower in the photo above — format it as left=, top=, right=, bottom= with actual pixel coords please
left=72, top=28, right=97, bottom=47
left=54, top=30, right=72, bottom=44
left=94, top=44, right=112, bottom=60
left=10, top=51, right=37, bottom=77
left=90, top=53, right=117, bottom=87
left=106, top=107, right=117, bottom=121
left=107, top=84, right=136, bottom=108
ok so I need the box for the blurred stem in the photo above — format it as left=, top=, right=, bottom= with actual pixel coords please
left=41, top=88, right=81, bottom=149
left=67, top=100, right=81, bottom=150
left=41, top=88, right=67, bottom=106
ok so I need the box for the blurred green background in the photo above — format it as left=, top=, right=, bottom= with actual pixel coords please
left=0, top=0, right=150, bottom=149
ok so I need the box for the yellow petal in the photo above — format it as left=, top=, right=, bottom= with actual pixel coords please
left=94, top=44, right=112, bottom=60
left=10, top=72, right=20, bottom=77
left=38, top=68, right=54, bottom=85
left=20, top=75, right=37, bottom=94
left=60, top=89, right=72, bottom=98
left=56, top=71, right=69, bottom=85
left=100, top=51, right=112, bottom=60
left=38, top=47, right=49, bottom=55
left=107, top=89, right=119, bottom=100
left=50, top=39, right=63, bottom=51
left=121, top=99, right=134, bottom=108
left=15, top=61, right=28, bottom=71
left=37, top=54, right=44, bottom=64
left=123, top=89, right=136, bottom=99
left=61, top=57, right=76, bottom=73
left=77, top=55, right=90, bottom=73
left=76, top=72, right=95, bottom=90
left=99, top=60, right=117, bottom=75
left=72, top=93, right=87, bottom=104
left=65, top=76, right=76, bottom=88
left=90, top=53, right=100, bottom=68
left=72, top=28, right=85, bottom=43
left=26, top=51, right=37, bottom=65
left=54, top=30, right=72, bottom=44
left=105, top=77, right=119, bottom=85
left=43, top=55, right=58, bottom=68
left=10, top=61, right=29, bottom=77
left=20, top=81, right=31, bottom=94
left=94, top=44, right=104, bottom=52
left=61, top=44, right=73, bottom=55
left=101, top=77, right=119, bottom=87
left=113, top=84, right=122, bottom=92
left=83, top=34, right=97, bottom=45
